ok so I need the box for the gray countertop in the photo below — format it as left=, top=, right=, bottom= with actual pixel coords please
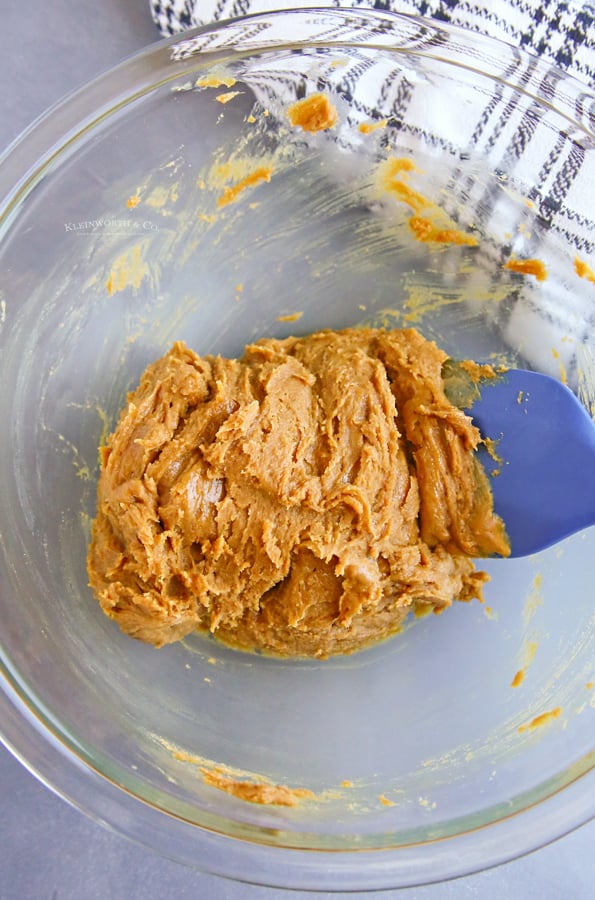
left=0, top=2, right=593, bottom=897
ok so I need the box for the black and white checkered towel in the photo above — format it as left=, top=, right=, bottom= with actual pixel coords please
left=150, top=0, right=594, bottom=87
left=148, top=1, right=595, bottom=383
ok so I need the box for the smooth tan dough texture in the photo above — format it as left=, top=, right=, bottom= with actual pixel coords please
left=87, top=328, right=509, bottom=657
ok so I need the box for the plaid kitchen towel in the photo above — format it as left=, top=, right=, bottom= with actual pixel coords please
left=150, top=1, right=594, bottom=87
left=148, top=1, right=595, bottom=384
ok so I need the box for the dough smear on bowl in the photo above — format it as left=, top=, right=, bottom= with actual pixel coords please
left=87, top=327, right=509, bottom=657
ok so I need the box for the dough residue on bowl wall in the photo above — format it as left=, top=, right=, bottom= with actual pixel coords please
left=287, top=93, right=338, bottom=133
left=157, top=738, right=317, bottom=806
left=517, top=706, right=563, bottom=733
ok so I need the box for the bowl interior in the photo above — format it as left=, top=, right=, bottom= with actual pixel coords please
left=0, top=8, right=594, bottom=889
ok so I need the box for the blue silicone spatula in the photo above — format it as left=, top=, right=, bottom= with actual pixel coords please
left=466, top=369, right=595, bottom=557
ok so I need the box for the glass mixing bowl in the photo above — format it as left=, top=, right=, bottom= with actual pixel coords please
left=0, top=8, right=593, bottom=891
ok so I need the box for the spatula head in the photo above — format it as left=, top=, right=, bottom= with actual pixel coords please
left=463, top=369, right=595, bottom=558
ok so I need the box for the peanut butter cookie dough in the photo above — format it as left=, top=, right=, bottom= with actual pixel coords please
left=88, top=328, right=509, bottom=657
